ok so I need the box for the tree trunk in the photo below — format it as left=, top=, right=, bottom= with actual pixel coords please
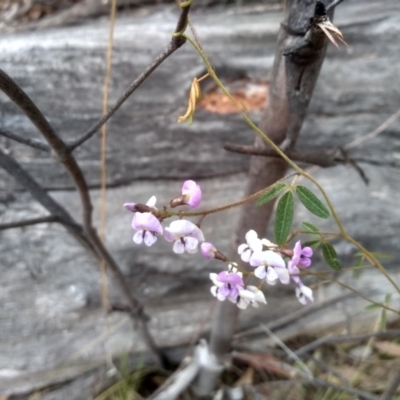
left=197, top=0, right=335, bottom=395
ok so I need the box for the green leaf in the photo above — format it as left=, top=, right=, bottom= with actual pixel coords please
left=365, top=304, right=381, bottom=311
left=380, top=309, right=387, bottom=331
left=355, top=255, right=364, bottom=267
left=257, top=182, right=287, bottom=206
left=274, top=191, right=294, bottom=245
left=385, top=293, right=392, bottom=303
left=352, top=255, right=364, bottom=279
left=296, top=185, right=330, bottom=219
left=322, top=242, right=341, bottom=271
left=301, top=222, right=320, bottom=233
left=302, top=240, right=321, bottom=250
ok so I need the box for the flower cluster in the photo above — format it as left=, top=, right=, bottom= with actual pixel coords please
left=237, top=230, right=314, bottom=305
left=210, top=265, right=266, bottom=309
left=124, top=180, right=204, bottom=253
left=124, top=180, right=314, bottom=308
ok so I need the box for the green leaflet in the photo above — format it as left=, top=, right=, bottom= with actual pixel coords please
left=257, top=182, right=287, bottom=206
left=302, top=240, right=321, bottom=250
left=322, top=242, right=342, bottom=271
left=296, top=185, right=330, bottom=219
left=301, top=222, right=320, bottom=234
left=274, top=191, right=294, bottom=245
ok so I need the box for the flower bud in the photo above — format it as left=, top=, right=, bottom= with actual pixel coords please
left=170, top=180, right=202, bottom=208
left=201, top=242, right=228, bottom=262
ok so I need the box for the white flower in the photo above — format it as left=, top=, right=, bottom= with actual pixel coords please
left=164, top=219, right=205, bottom=254
left=250, top=250, right=289, bottom=285
left=261, top=238, right=278, bottom=249
left=238, top=230, right=263, bottom=262
left=296, top=285, right=314, bottom=305
left=236, top=286, right=267, bottom=309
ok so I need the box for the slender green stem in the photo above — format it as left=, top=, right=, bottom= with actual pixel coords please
left=321, top=277, right=400, bottom=315
left=160, top=173, right=296, bottom=219
left=183, top=32, right=400, bottom=294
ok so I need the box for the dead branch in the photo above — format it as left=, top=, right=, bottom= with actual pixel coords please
left=0, top=0, right=199, bottom=366
left=326, top=0, right=345, bottom=12
left=68, top=0, right=192, bottom=151
left=0, top=148, right=92, bottom=251
left=380, top=365, right=400, bottom=400
left=224, top=142, right=336, bottom=167
left=0, top=126, right=50, bottom=152
left=0, top=67, right=165, bottom=367
left=0, top=215, right=59, bottom=230
left=294, top=329, right=400, bottom=357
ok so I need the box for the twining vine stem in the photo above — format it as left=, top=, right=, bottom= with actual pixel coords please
left=181, top=33, right=400, bottom=295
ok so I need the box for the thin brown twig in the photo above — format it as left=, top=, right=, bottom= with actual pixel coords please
left=233, top=293, right=354, bottom=340
left=68, top=0, right=192, bottom=151
left=0, top=215, right=59, bottom=231
left=0, top=127, right=50, bottom=152
left=0, top=148, right=93, bottom=251
left=225, top=142, right=400, bottom=171
left=326, top=0, right=345, bottom=12
left=295, top=329, right=400, bottom=357
left=224, top=142, right=337, bottom=167
left=380, top=365, right=400, bottom=400
left=296, top=376, right=378, bottom=400
left=306, top=354, right=350, bottom=387
left=345, top=108, right=400, bottom=150
left=98, top=0, right=117, bottom=317
left=233, top=354, right=378, bottom=400
left=337, top=146, right=369, bottom=184
left=0, top=68, right=165, bottom=367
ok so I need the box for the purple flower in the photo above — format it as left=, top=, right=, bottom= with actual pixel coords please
left=181, top=180, right=202, bottom=208
left=131, top=212, right=163, bottom=247
left=124, top=195, right=157, bottom=213
left=201, top=242, right=229, bottom=262
left=291, top=240, right=313, bottom=268
left=210, top=270, right=244, bottom=302
left=250, top=250, right=289, bottom=285
left=164, top=219, right=205, bottom=254
left=238, top=230, right=263, bottom=263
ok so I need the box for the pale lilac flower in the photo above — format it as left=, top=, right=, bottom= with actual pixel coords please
left=201, top=242, right=229, bottom=262
left=236, top=286, right=267, bottom=309
left=164, top=219, right=205, bottom=254
left=124, top=195, right=157, bottom=213
left=131, top=212, right=163, bottom=247
left=291, top=240, right=313, bottom=268
left=238, top=230, right=263, bottom=262
left=181, top=180, right=202, bottom=208
left=210, top=270, right=244, bottom=302
left=288, top=261, right=314, bottom=305
left=250, top=250, right=290, bottom=285
left=201, top=242, right=217, bottom=259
